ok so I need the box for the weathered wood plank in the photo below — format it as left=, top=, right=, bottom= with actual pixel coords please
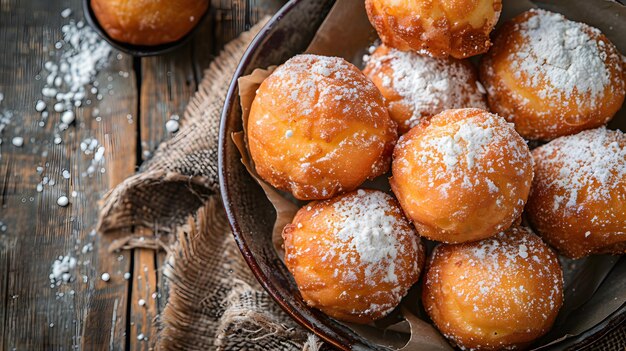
left=0, top=0, right=136, bottom=349
left=0, top=1, right=282, bottom=350
left=193, top=0, right=284, bottom=80
left=134, top=38, right=198, bottom=349
left=129, top=247, right=158, bottom=350
left=139, top=43, right=197, bottom=162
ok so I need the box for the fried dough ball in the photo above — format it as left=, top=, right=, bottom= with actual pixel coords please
left=480, top=9, right=625, bottom=140
left=423, top=226, right=563, bottom=350
left=363, top=45, right=487, bottom=134
left=527, top=127, right=626, bottom=259
left=248, top=55, right=397, bottom=200
left=365, top=0, right=502, bottom=59
left=91, top=0, right=208, bottom=46
left=391, top=108, right=533, bottom=243
left=283, top=189, right=425, bottom=323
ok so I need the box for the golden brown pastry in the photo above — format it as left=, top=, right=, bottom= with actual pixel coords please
left=391, top=108, right=533, bottom=243
left=527, top=127, right=626, bottom=259
left=363, top=44, right=487, bottom=134
left=480, top=9, right=625, bottom=140
left=423, top=226, right=563, bottom=350
left=91, top=0, right=208, bottom=46
left=365, top=0, right=502, bottom=59
left=283, top=189, right=424, bottom=324
left=248, top=55, right=397, bottom=201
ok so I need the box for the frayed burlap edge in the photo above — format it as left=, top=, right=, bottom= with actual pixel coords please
left=154, top=197, right=321, bottom=351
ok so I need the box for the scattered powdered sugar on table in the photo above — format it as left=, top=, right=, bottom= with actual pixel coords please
left=37, top=13, right=112, bottom=131
left=50, top=255, right=77, bottom=287
left=11, top=136, right=24, bottom=147
left=165, top=118, right=180, bottom=133
left=533, top=127, right=626, bottom=212
left=56, top=195, right=69, bottom=207
left=365, top=47, right=486, bottom=129
left=511, top=9, right=613, bottom=106
left=80, top=137, right=105, bottom=176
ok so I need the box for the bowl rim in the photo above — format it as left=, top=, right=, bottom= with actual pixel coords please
left=82, top=0, right=208, bottom=57
left=217, top=2, right=626, bottom=350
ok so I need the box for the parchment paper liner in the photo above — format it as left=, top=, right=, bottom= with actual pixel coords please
left=232, top=0, right=626, bottom=349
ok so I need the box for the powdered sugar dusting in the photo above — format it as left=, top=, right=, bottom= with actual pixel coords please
left=269, top=55, right=386, bottom=126
left=404, top=110, right=530, bottom=196
left=533, top=127, right=626, bottom=212
left=425, top=227, right=563, bottom=344
left=511, top=9, right=614, bottom=106
left=427, top=119, right=494, bottom=172
left=365, top=47, right=486, bottom=130
left=329, top=190, right=402, bottom=285
left=320, top=190, right=414, bottom=285
left=287, top=190, right=420, bottom=318
left=456, top=228, right=562, bottom=314
left=250, top=54, right=396, bottom=199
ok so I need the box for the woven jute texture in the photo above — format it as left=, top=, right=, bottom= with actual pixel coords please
left=95, top=11, right=626, bottom=351
left=156, top=197, right=320, bottom=350
left=96, top=20, right=321, bottom=351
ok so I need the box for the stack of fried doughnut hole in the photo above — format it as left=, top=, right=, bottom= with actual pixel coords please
left=246, top=0, right=625, bottom=349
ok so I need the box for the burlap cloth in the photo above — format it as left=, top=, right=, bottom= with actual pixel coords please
left=96, top=15, right=626, bottom=351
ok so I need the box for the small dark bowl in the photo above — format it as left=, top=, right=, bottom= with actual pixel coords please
left=82, top=0, right=208, bottom=57
left=219, top=1, right=626, bottom=350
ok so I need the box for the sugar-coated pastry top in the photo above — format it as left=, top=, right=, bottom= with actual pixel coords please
left=363, top=45, right=487, bottom=133
left=527, top=127, right=626, bottom=258
left=507, top=10, right=619, bottom=106
left=283, top=189, right=423, bottom=323
left=391, top=108, right=533, bottom=243
left=248, top=55, right=397, bottom=200
left=480, top=9, right=625, bottom=140
left=423, top=226, right=563, bottom=350
left=533, top=128, right=626, bottom=214
left=365, top=0, right=502, bottom=58
left=91, top=0, right=208, bottom=46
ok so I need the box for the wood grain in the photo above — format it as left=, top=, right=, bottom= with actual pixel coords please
left=0, top=0, right=280, bottom=350
left=0, top=0, right=136, bottom=349
left=134, top=41, right=197, bottom=350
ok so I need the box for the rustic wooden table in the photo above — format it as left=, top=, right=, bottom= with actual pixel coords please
left=0, top=0, right=280, bottom=349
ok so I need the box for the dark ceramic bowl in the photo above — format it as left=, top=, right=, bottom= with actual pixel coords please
left=82, top=0, right=208, bottom=57
left=219, top=1, right=626, bottom=350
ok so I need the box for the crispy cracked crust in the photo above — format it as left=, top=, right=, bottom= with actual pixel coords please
left=365, top=0, right=502, bottom=59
